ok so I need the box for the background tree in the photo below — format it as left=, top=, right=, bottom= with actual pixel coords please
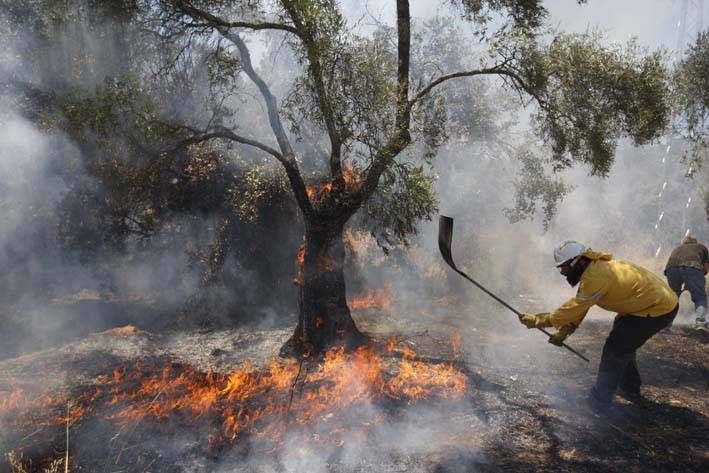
left=672, top=30, right=709, bottom=220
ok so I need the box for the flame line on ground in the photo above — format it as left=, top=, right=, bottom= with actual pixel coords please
left=110, top=384, right=166, bottom=467
left=2, top=345, right=468, bottom=450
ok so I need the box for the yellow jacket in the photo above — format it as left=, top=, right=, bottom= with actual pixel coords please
left=549, top=250, right=678, bottom=329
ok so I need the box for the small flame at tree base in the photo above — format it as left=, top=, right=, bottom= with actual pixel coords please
left=349, top=284, right=393, bottom=311
left=1, top=341, right=466, bottom=450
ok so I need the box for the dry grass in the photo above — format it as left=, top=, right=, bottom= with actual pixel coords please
left=7, top=450, right=65, bottom=473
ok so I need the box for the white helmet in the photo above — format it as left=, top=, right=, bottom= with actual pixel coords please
left=554, top=241, right=586, bottom=267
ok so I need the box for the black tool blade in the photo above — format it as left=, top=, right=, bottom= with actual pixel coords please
left=438, top=215, right=457, bottom=271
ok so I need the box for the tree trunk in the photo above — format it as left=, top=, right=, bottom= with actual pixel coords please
left=280, top=220, right=366, bottom=357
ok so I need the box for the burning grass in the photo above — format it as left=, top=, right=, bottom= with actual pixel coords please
left=1, top=340, right=467, bottom=454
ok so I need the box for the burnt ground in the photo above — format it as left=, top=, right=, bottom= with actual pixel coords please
left=0, top=295, right=707, bottom=472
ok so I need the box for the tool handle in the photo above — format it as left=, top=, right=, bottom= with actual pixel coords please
left=455, top=267, right=590, bottom=363
left=535, top=327, right=590, bottom=362
left=455, top=268, right=522, bottom=316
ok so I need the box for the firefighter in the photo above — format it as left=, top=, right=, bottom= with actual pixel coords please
left=519, top=241, right=678, bottom=408
left=664, top=235, right=709, bottom=331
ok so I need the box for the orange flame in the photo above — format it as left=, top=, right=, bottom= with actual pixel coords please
left=296, top=244, right=305, bottom=267
left=306, top=161, right=360, bottom=204
left=385, top=336, right=398, bottom=352
left=306, top=182, right=333, bottom=202
left=451, top=331, right=462, bottom=358
left=342, top=160, right=360, bottom=191
left=1, top=345, right=467, bottom=448
left=294, top=244, right=306, bottom=286
left=348, top=284, right=393, bottom=311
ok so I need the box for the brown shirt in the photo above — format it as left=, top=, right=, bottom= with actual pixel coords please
left=664, top=242, right=709, bottom=272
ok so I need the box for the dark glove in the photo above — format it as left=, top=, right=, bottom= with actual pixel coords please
left=520, top=312, right=553, bottom=329
left=548, top=324, right=577, bottom=346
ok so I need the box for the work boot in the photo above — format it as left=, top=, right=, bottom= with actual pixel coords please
left=694, top=306, right=708, bottom=332
left=586, top=387, right=612, bottom=414
left=617, top=386, right=644, bottom=403
left=586, top=388, right=632, bottom=422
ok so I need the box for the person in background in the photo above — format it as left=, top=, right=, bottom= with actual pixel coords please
left=664, top=235, right=709, bottom=331
left=520, top=241, right=678, bottom=409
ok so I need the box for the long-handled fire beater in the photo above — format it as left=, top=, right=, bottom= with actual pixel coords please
left=438, top=215, right=589, bottom=363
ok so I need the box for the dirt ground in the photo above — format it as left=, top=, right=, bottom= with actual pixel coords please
left=0, top=296, right=707, bottom=472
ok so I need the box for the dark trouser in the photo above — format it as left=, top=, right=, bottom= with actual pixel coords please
left=592, top=305, right=678, bottom=402
left=665, top=266, right=708, bottom=310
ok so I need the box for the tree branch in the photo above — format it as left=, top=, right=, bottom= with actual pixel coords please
left=171, top=0, right=301, bottom=36
left=353, top=0, right=412, bottom=207
left=356, top=31, right=551, bottom=209
left=395, top=0, right=411, bottom=131
left=218, top=30, right=291, bottom=154
left=280, top=3, right=343, bottom=182
left=124, top=215, right=155, bottom=238
left=215, top=27, right=314, bottom=219
left=407, top=67, right=545, bottom=113
left=177, top=127, right=285, bottom=162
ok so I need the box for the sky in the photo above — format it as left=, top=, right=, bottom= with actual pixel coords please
left=343, top=0, right=706, bottom=52
left=545, top=0, right=708, bottom=56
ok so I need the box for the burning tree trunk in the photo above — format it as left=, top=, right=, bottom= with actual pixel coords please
left=282, top=216, right=366, bottom=357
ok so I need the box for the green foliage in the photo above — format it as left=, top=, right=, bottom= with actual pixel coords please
left=282, top=15, right=397, bottom=160
left=0, top=0, right=137, bottom=36
left=228, top=167, right=266, bottom=223
left=672, top=30, right=709, bottom=168
left=512, top=33, right=670, bottom=176
left=2, top=0, right=141, bottom=87
left=452, top=0, right=548, bottom=32
left=44, top=81, right=231, bottom=244
left=206, top=46, right=241, bottom=89
left=282, top=0, right=345, bottom=39
left=358, top=164, right=438, bottom=252
left=503, top=149, right=573, bottom=229
left=51, top=80, right=168, bottom=147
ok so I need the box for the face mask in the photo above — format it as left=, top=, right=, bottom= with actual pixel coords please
left=563, top=259, right=586, bottom=287
left=565, top=269, right=583, bottom=287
